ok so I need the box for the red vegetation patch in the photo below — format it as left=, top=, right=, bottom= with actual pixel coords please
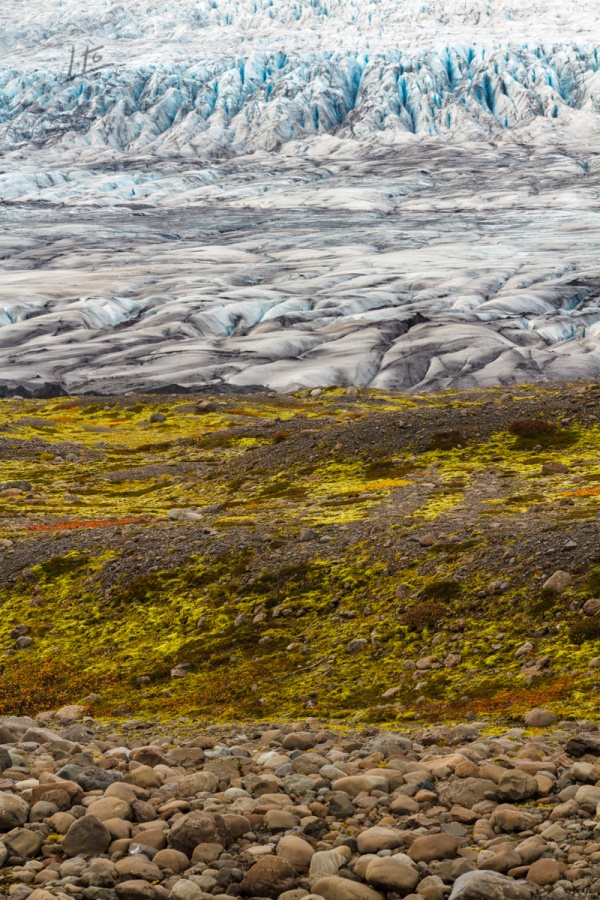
left=23, top=515, right=153, bottom=533
left=0, top=656, right=117, bottom=716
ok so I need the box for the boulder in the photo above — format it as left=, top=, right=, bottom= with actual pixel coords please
left=364, top=857, right=420, bottom=895
left=309, top=850, right=343, bottom=878
left=282, top=732, right=317, bottom=751
left=356, top=826, right=403, bottom=853
left=566, top=732, right=600, bottom=758
left=4, top=828, right=43, bottom=857
left=490, top=805, right=537, bottom=833
left=313, top=876, right=383, bottom=900
left=277, top=835, right=315, bottom=873
left=332, top=775, right=388, bottom=799
left=176, top=771, right=219, bottom=798
left=574, top=784, right=600, bottom=812
left=240, top=856, right=296, bottom=898
left=526, top=858, right=562, bottom=885
left=62, top=815, right=112, bottom=858
left=409, top=834, right=459, bottom=863
left=168, top=811, right=231, bottom=855
left=115, top=881, right=158, bottom=900
left=449, top=871, right=531, bottom=899
left=497, top=770, right=537, bottom=802
left=0, top=792, right=29, bottom=830
left=438, top=778, right=497, bottom=809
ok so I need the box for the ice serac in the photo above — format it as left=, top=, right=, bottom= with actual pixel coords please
left=0, top=0, right=599, bottom=394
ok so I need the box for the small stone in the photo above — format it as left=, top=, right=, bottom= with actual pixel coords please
left=542, top=463, right=569, bottom=475
left=149, top=412, right=166, bottom=423
left=542, top=571, right=572, bottom=593
left=309, top=850, right=343, bottom=878
left=583, top=598, right=600, bottom=616
left=15, top=636, right=33, bottom=649
left=346, top=638, right=368, bottom=655
left=170, top=662, right=192, bottom=678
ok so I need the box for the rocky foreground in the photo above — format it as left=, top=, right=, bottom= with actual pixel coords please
left=2, top=713, right=600, bottom=900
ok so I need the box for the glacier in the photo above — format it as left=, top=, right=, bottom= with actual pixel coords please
left=0, top=0, right=599, bottom=394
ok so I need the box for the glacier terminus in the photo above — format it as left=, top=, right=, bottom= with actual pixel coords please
left=0, top=0, right=599, bottom=394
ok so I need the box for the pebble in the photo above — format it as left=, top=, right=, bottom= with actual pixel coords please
left=0, top=716, right=596, bottom=900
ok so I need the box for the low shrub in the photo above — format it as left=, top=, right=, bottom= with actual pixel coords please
left=400, top=600, right=446, bottom=631
left=426, top=430, right=464, bottom=451
left=569, top=619, right=600, bottom=644
left=419, top=579, right=461, bottom=601
left=508, top=418, right=575, bottom=450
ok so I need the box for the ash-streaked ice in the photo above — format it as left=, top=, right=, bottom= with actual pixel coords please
left=0, top=0, right=599, bottom=394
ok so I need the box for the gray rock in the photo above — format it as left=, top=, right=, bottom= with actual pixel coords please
left=21, top=726, right=61, bottom=744
left=168, top=811, right=231, bottom=855
left=524, top=709, right=558, bottom=728
left=438, top=777, right=497, bottom=809
left=284, top=774, right=316, bottom=796
left=4, top=828, right=43, bottom=858
left=497, top=769, right=538, bottom=802
left=574, top=784, right=600, bottom=812
left=449, top=871, right=531, bottom=899
left=346, top=638, right=368, bottom=654
left=566, top=732, right=600, bottom=757
left=327, top=791, right=355, bottom=818
left=56, top=764, right=123, bottom=791
left=0, top=792, right=29, bottom=830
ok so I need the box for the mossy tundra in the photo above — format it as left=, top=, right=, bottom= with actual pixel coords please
left=0, top=382, right=600, bottom=725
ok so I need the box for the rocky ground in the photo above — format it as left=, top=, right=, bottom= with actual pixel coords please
left=1, top=712, right=600, bottom=900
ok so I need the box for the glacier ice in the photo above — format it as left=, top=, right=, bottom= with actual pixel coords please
left=0, top=0, right=599, bottom=393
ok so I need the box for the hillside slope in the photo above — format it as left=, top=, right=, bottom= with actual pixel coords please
left=0, top=383, right=599, bottom=723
